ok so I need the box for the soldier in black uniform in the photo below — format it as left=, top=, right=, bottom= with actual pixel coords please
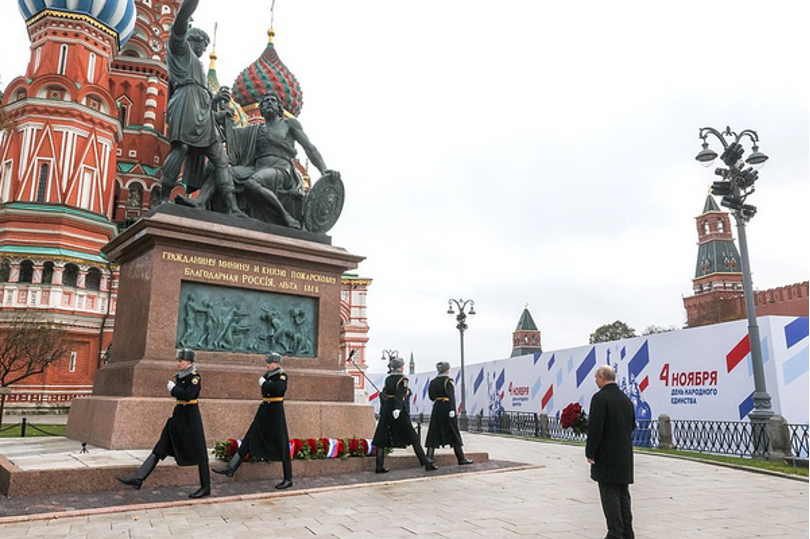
left=212, top=352, right=293, bottom=489
left=371, top=356, right=437, bottom=473
left=117, top=348, right=210, bottom=498
left=425, top=361, right=473, bottom=465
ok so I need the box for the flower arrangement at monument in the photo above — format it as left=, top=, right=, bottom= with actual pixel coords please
left=560, top=402, right=589, bottom=435
left=213, top=437, right=379, bottom=461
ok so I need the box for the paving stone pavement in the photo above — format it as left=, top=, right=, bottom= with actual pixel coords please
left=0, top=433, right=807, bottom=538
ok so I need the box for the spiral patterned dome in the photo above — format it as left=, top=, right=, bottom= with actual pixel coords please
left=18, top=0, right=136, bottom=45
left=232, top=29, right=303, bottom=117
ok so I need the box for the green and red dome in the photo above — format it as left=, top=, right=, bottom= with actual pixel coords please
left=232, top=29, right=303, bottom=117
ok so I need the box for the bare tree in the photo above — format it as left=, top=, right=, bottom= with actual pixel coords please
left=642, top=324, right=679, bottom=336
left=0, top=314, right=71, bottom=431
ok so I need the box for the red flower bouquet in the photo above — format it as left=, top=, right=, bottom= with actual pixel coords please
left=560, top=402, right=589, bottom=435
left=214, top=436, right=377, bottom=461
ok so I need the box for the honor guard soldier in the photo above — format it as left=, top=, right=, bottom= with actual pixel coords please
left=118, top=348, right=211, bottom=498
left=425, top=361, right=473, bottom=465
left=213, top=352, right=293, bottom=489
left=371, top=356, right=437, bottom=473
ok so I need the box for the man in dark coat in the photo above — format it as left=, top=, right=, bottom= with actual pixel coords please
left=117, top=349, right=210, bottom=498
left=586, top=365, right=636, bottom=539
left=371, top=357, right=437, bottom=473
left=425, top=361, right=473, bottom=465
left=212, top=353, right=293, bottom=489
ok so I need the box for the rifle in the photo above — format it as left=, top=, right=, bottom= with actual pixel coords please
left=346, top=350, right=381, bottom=394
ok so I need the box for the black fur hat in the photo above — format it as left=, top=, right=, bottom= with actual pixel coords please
left=176, top=348, right=196, bottom=362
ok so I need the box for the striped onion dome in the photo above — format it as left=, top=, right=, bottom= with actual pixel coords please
left=232, top=28, right=303, bottom=117
left=18, top=0, right=136, bottom=45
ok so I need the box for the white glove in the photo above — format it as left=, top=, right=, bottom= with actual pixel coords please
left=259, top=376, right=267, bottom=386
left=449, top=410, right=456, bottom=418
left=392, top=409, right=401, bottom=420
left=167, top=380, right=176, bottom=392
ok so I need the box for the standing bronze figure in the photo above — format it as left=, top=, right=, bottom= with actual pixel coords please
left=160, top=0, right=243, bottom=215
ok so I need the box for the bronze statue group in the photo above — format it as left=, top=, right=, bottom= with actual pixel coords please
left=158, top=0, right=342, bottom=232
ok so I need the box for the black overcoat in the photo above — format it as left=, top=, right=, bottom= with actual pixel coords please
left=425, top=375, right=464, bottom=448
left=241, top=368, right=290, bottom=462
left=585, top=383, right=636, bottom=484
left=372, top=373, right=418, bottom=448
left=153, top=368, right=208, bottom=466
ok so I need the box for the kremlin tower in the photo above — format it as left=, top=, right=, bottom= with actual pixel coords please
left=683, top=194, right=808, bottom=326
left=511, top=305, right=542, bottom=357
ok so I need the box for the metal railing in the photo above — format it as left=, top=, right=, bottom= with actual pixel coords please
left=449, top=412, right=808, bottom=462
left=670, top=419, right=760, bottom=456
left=0, top=417, right=63, bottom=437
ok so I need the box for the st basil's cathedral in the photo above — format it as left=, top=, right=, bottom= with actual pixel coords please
left=0, top=0, right=371, bottom=411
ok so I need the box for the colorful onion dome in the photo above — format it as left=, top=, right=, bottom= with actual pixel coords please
left=232, top=29, right=303, bottom=117
left=18, top=0, right=136, bottom=45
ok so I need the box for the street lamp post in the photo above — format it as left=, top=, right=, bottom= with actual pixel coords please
left=695, top=126, right=773, bottom=457
left=446, top=298, right=476, bottom=430
left=380, top=349, right=399, bottom=366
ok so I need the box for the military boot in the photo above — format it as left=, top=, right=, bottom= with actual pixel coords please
left=117, top=453, right=159, bottom=490
left=212, top=452, right=243, bottom=478
left=275, top=459, right=293, bottom=489
left=375, top=448, right=389, bottom=473
left=414, top=444, right=437, bottom=471
left=189, top=464, right=211, bottom=498
left=454, top=446, right=474, bottom=465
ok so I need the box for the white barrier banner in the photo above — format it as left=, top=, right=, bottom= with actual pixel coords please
left=369, top=316, right=808, bottom=425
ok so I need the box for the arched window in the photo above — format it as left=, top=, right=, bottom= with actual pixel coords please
left=42, top=261, right=55, bottom=284
left=150, top=185, right=162, bottom=208
left=2, top=160, right=13, bottom=202
left=63, top=263, right=79, bottom=287
left=112, top=180, right=122, bottom=220
left=0, top=259, right=10, bottom=282
left=717, top=218, right=725, bottom=233
left=36, top=162, right=49, bottom=202
left=85, top=267, right=102, bottom=291
left=702, top=220, right=710, bottom=234
left=58, top=44, right=68, bottom=75
left=127, top=183, right=143, bottom=209
left=87, top=53, right=96, bottom=83
left=19, top=260, right=34, bottom=283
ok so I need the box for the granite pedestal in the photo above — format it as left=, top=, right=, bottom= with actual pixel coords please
left=67, top=205, right=374, bottom=450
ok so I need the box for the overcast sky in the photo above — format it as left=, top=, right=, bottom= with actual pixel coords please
left=2, top=1, right=807, bottom=374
